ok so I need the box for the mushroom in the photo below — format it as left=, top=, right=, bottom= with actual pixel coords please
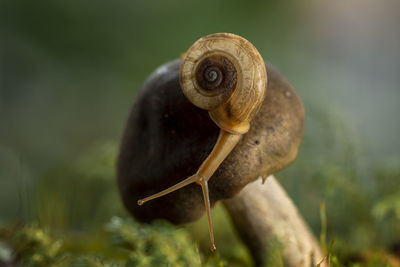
left=117, top=34, right=324, bottom=266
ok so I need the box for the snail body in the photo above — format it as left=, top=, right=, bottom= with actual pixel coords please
left=137, top=33, right=267, bottom=251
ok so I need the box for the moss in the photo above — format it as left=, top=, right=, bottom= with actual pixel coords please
left=1, top=217, right=229, bottom=267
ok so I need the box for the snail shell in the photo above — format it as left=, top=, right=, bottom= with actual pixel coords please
left=180, top=33, right=267, bottom=134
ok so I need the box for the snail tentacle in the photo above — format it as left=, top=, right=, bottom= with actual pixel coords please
left=199, top=178, right=216, bottom=252
left=137, top=174, right=198, bottom=206
left=137, top=129, right=240, bottom=251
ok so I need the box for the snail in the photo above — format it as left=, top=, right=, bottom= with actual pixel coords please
left=136, top=33, right=267, bottom=251
left=117, top=33, right=304, bottom=253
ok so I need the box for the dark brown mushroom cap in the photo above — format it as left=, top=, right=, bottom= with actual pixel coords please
left=117, top=59, right=304, bottom=225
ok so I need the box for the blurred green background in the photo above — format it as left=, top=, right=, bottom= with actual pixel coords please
left=1, top=0, right=399, bottom=266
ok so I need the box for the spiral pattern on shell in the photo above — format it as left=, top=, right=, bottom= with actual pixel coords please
left=180, top=33, right=267, bottom=134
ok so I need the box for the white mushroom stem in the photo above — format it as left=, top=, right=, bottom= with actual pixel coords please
left=223, top=176, right=327, bottom=267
